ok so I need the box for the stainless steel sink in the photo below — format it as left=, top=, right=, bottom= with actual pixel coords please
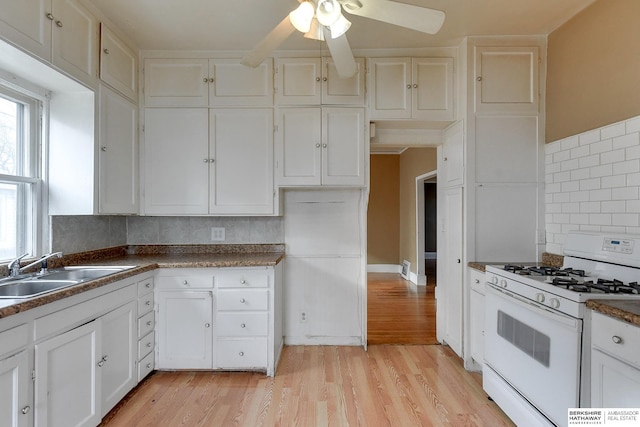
left=0, top=265, right=135, bottom=299
left=0, top=280, right=77, bottom=298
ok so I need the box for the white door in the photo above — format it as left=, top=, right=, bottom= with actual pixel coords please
left=209, top=59, right=273, bottom=106
left=591, top=349, right=640, bottom=408
left=440, top=187, right=463, bottom=357
left=0, top=351, right=30, bottom=427
left=157, top=291, right=213, bottom=369
left=412, top=57, right=454, bottom=121
left=143, top=58, right=209, bottom=106
left=51, top=0, right=99, bottom=86
left=276, top=107, right=322, bottom=186
left=0, top=0, right=51, bottom=61
left=99, top=24, right=137, bottom=101
left=100, top=302, right=136, bottom=417
left=143, top=108, right=209, bottom=215
left=322, top=107, right=365, bottom=186
left=368, top=57, right=411, bottom=119
left=442, top=121, right=464, bottom=187
left=322, top=57, right=365, bottom=105
left=209, top=108, right=274, bottom=214
left=99, top=84, right=138, bottom=214
left=35, top=320, right=101, bottom=427
left=275, top=58, right=322, bottom=105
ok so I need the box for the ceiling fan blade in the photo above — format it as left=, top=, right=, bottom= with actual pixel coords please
left=340, top=0, right=445, bottom=34
left=323, top=29, right=358, bottom=78
left=241, top=16, right=296, bottom=67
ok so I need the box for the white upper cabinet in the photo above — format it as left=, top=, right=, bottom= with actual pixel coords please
left=368, top=57, right=454, bottom=121
left=275, top=57, right=365, bottom=106
left=144, top=58, right=273, bottom=107
left=474, top=46, right=539, bottom=114
left=99, top=24, right=137, bottom=101
left=98, top=84, right=138, bottom=214
left=276, top=107, right=365, bottom=187
left=0, top=0, right=99, bottom=87
left=442, top=120, right=464, bottom=187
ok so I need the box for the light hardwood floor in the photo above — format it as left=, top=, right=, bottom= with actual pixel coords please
left=101, top=271, right=513, bottom=426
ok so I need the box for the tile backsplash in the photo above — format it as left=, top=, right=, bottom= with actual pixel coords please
left=545, top=115, right=640, bottom=254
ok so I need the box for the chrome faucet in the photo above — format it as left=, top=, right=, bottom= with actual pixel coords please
left=8, top=252, right=63, bottom=277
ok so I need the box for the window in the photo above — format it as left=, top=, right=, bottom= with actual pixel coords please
left=0, top=86, right=41, bottom=261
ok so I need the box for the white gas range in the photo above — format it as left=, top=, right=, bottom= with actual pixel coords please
left=483, top=231, right=640, bottom=427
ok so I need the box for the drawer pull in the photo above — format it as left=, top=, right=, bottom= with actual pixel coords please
left=146, top=321, right=152, bottom=326
left=240, top=323, right=246, bottom=328
left=146, top=342, right=152, bottom=348
left=21, top=406, right=30, bottom=415
left=240, top=298, right=246, bottom=303
left=239, top=351, right=244, bottom=356
left=145, top=300, right=151, bottom=306
left=241, top=279, right=246, bottom=284
left=146, top=363, right=152, bottom=369
left=612, top=335, right=623, bottom=344
left=183, top=280, right=189, bottom=286
left=146, top=283, right=152, bottom=288
left=205, top=323, right=211, bottom=328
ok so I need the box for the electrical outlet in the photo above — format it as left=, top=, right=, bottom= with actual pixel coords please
left=211, top=227, right=225, bottom=242
left=299, top=310, right=307, bottom=323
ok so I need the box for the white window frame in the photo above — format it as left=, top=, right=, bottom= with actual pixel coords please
left=0, top=83, right=46, bottom=262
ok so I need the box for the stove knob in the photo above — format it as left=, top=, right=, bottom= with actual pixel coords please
left=549, top=298, right=560, bottom=309
left=536, top=293, right=545, bottom=303
left=499, top=279, right=507, bottom=288
left=490, top=276, right=498, bottom=285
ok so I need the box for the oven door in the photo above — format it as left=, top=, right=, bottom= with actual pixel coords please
left=484, top=283, right=582, bottom=426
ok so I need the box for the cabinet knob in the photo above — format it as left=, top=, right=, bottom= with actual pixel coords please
left=457, top=259, right=461, bottom=263
left=316, top=77, right=321, bottom=82
left=183, top=280, right=190, bottom=287
left=21, top=406, right=30, bottom=415
left=209, top=78, right=214, bottom=83
left=407, top=84, right=411, bottom=89
left=323, top=77, right=328, bottom=82
left=444, top=157, right=448, bottom=161
left=240, top=298, right=246, bottom=303
left=315, top=143, right=321, bottom=148
left=146, top=283, right=152, bottom=288
left=103, top=48, right=110, bottom=55
left=146, top=363, right=152, bottom=369
left=145, top=300, right=151, bottom=306
left=146, top=342, right=152, bottom=347
left=146, top=321, right=152, bottom=326
left=240, top=279, right=246, bottom=284
left=413, top=84, right=418, bottom=88
left=477, top=76, right=482, bottom=82
left=239, top=351, right=244, bottom=357
left=101, top=146, right=107, bottom=152
left=612, top=335, right=623, bottom=344
left=55, top=20, right=63, bottom=28
left=240, top=323, right=246, bottom=328
left=475, top=279, right=480, bottom=284
left=203, top=77, right=208, bottom=83
left=205, top=323, right=211, bottom=328
left=322, top=143, right=327, bottom=148
left=46, top=12, right=54, bottom=20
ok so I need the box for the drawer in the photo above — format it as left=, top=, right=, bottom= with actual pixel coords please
left=216, top=312, right=268, bottom=336
left=138, top=310, right=155, bottom=338
left=216, top=338, right=267, bottom=369
left=217, top=289, right=268, bottom=311
left=156, top=272, right=213, bottom=289
left=0, top=323, right=29, bottom=359
left=138, top=292, right=154, bottom=316
left=592, top=311, right=640, bottom=367
left=216, top=269, right=269, bottom=289
left=137, top=278, right=154, bottom=296
left=469, top=268, right=486, bottom=294
left=138, top=351, right=154, bottom=382
left=138, top=331, right=155, bottom=360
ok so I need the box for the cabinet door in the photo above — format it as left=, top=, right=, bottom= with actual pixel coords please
left=143, top=58, right=209, bottom=106
left=322, top=107, right=365, bottom=186
left=209, top=108, right=274, bottom=214
left=276, top=107, right=322, bottom=186
left=100, top=301, right=136, bottom=417
left=368, top=57, right=411, bottom=119
left=99, top=24, right=137, bottom=101
left=469, top=268, right=485, bottom=366
left=591, top=349, right=640, bottom=408
left=275, top=58, right=322, bottom=105
left=143, top=108, right=209, bottom=215
left=322, top=57, right=365, bottom=105
left=0, top=351, right=30, bottom=427
left=51, top=0, right=99, bottom=87
left=35, top=320, right=101, bottom=427
left=442, top=120, right=464, bottom=187
left=99, top=84, right=138, bottom=214
left=157, top=291, right=213, bottom=369
left=412, top=57, right=454, bottom=121
left=0, top=0, right=51, bottom=61
left=210, top=59, right=273, bottom=106
left=475, top=46, right=539, bottom=114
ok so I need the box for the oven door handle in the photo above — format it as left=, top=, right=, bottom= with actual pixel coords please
left=485, top=283, right=582, bottom=331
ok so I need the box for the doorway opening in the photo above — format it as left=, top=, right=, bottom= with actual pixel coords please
left=416, top=171, right=438, bottom=287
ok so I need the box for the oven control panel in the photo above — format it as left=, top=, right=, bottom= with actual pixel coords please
left=602, top=237, right=635, bottom=254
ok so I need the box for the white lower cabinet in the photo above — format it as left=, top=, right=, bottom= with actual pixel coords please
left=155, top=266, right=282, bottom=376
left=136, top=277, right=155, bottom=381
left=590, top=311, right=640, bottom=407
left=35, top=319, right=102, bottom=427
left=469, top=268, right=485, bottom=367
left=0, top=350, right=31, bottom=427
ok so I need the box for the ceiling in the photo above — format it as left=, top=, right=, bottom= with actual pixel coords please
left=84, top=0, right=597, bottom=52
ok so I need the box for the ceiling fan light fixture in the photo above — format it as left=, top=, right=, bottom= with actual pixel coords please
left=316, top=0, right=342, bottom=26
left=289, top=1, right=315, bottom=33
left=329, top=14, right=351, bottom=39
left=304, top=17, right=325, bottom=41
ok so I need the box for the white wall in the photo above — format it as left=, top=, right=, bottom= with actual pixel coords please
left=545, top=115, right=640, bottom=254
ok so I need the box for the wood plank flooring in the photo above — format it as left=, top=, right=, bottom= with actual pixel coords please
left=101, top=345, right=513, bottom=427
left=367, top=272, right=437, bottom=345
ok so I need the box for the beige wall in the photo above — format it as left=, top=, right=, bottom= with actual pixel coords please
left=399, top=148, right=438, bottom=274
left=367, top=155, right=400, bottom=264
left=546, top=0, right=640, bottom=142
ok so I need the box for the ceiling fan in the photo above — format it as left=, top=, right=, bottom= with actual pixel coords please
left=241, top=0, right=445, bottom=78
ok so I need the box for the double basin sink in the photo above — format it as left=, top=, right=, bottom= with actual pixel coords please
left=0, top=266, right=134, bottom=299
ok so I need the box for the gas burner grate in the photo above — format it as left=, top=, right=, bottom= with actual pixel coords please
left=504, top=264, right=528, bottom=274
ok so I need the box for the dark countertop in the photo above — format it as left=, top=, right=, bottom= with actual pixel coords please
left=586, top=300, right=640, bottom=327
left=0, top=244, right=285, bottom=319
left=468, top=252, right=564, bottom=272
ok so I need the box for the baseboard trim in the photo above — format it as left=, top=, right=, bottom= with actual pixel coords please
left=367, top=264, right=402, bottom=273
